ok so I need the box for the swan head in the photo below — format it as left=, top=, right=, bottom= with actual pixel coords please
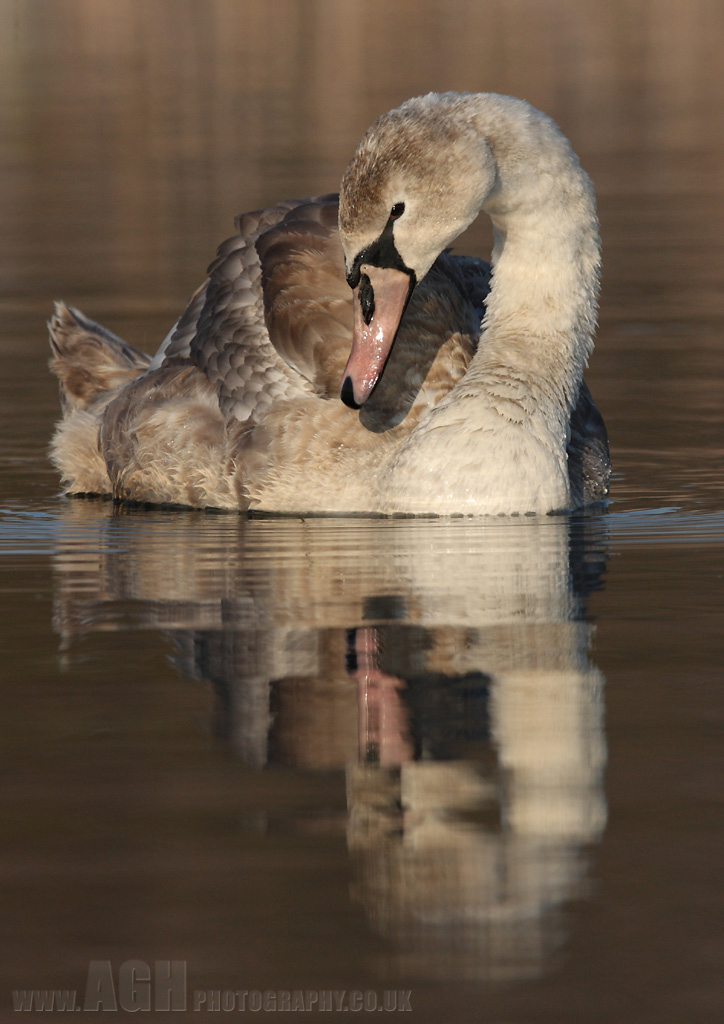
left=338, top=93, right=498, bottom=408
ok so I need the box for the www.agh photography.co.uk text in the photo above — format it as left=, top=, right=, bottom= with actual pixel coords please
left=12, top=960, right=413, bottom=1013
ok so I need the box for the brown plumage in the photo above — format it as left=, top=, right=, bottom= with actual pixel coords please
left=49, top=195, right=493, bottom=508
left=48, top=306, right=150, bottom=414
left=48, top=93, right=610, bottom=514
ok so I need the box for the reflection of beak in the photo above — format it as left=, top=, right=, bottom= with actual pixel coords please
left=340, top=265, right=413, bottom=409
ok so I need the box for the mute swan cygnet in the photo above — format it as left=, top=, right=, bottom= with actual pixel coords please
left=49, top=92, right=610, bottom=515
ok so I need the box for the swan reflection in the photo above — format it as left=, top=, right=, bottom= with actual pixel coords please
left=52, top=505, right=608, bottom=980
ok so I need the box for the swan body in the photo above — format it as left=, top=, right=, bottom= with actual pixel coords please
left=49, top=92, right=609, bottom=515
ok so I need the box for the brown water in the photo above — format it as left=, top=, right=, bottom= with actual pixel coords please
left=1, top=1, right=724, bottom=1021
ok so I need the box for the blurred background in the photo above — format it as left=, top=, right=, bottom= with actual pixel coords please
left=1, top=2, right=723, bottom=1022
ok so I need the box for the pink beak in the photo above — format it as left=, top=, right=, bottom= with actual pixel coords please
left=340, top=265, right=412, bottom=408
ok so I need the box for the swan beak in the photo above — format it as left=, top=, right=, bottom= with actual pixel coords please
left=340, top=265, right=412, bottom=409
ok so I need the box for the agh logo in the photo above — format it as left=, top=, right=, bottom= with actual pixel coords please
left=13, top=960, right=186, bottom=1013
left=84, top=960, right=187, bottom=1011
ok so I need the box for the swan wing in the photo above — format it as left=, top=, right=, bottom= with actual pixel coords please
left=183, top=201, right=318, bottom=423
left=173, top=192, right=490, bottom=427
left=568, top=380, right=611, bottom=503
left=256, top=195, right=355, bottom=399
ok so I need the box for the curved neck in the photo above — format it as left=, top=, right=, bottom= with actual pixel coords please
left=465, top=96, right=601, bottom=424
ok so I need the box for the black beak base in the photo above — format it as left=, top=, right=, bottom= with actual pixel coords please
left=340, top=375, right=361, bottom=410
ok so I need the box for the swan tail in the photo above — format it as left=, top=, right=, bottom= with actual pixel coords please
left=48, top=302, right=150, bottom=496
left=48, top=302, right=150, bottom=414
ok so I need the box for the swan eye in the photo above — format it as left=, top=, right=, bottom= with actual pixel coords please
left=389, top=202, right=405, bottom=221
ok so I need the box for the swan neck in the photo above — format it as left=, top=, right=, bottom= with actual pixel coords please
left=478, top=212, right=599, bottom=419
left=463, top=96, right=601, bottom=416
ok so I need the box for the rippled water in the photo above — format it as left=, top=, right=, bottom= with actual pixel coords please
left=2, top=2, right=724, bottom=1021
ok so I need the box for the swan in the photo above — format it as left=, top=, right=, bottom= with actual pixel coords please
left=49, top=92, right=610, bottom=515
